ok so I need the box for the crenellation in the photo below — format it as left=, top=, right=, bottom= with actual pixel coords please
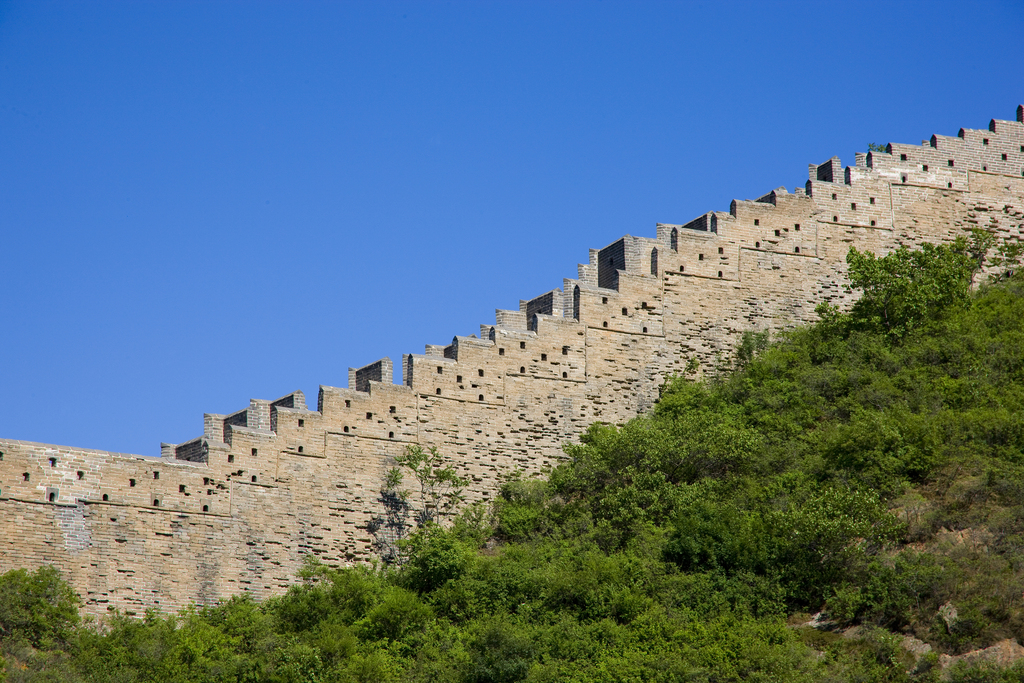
left=4, top=106, right=1024, bottom=617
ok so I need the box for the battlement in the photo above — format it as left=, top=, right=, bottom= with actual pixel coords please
left=3, top=106, right=1023, bottom=617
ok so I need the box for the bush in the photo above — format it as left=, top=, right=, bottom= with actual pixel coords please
left=0, top=566, right=80, bottom=650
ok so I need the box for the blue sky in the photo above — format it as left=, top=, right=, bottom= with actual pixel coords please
left=1, top=1, right=1022, bottom=456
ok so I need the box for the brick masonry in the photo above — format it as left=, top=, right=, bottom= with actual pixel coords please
left=2, top=107, right=1024, bottom=617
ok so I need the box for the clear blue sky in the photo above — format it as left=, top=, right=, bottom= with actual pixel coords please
left=1, top=1, right=1022, bottom=456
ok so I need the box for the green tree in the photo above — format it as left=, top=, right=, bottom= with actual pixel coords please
left=846, top=239, right=974, bottom=340
left=0, top=566, right=80, bottom=650
left=395, top=445, right=468, bottom=528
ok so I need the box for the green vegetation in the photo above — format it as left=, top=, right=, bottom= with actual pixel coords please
left=5, top=239, right=1024, bottom=682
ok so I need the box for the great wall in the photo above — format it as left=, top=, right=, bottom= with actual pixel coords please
left=2, top=106, right=1023, bottom=617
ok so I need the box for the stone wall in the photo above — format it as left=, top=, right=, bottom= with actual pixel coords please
left=2, top=106, right=1023, bottom=617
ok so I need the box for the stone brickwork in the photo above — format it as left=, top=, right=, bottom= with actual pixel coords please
left=2, top=107, right=1024, bottom=617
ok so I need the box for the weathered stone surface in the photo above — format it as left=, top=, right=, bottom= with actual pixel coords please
left=2, top=107, right=1023, bottom=617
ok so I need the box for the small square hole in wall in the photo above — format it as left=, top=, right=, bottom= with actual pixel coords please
left=203, top=477, right=209, bottom=485
left=520, top=366, right=526, bottom=373
left=774, top=230, right=780, bottom=237
left=794, top=223, right=800, bottom=230
left=345, top=400, right=351, bottom=408
left=541, top=353, right=548, bottom=361
left=478, top=395, right=484, bottom=401
left=698, top=253, right=704, bottom=260
left=562, top=371, right=568, bottom=378
left=718, top=247, right=724, bottom=254
left=343, top=426, right=349, bottom=433
left=102, top=494, right=109, bottom=501
left=602, top=297, right=608, bottom=304
left=621, top=307, right=628, bottom=315
left=389, top=431, right=394, bottom=439
left=833, top=216, right=838, bottom=222
left=478, top=369, right=484, bottom=377
left=77, top=471, right=84, bottom=480
left=562, top=346, right=569, bottom=355
left=520, top=342, right=526, bottom=349
left=754, top=219, right=760, bottom=226
left=390, top=405, right=396, bottom=413
left=49, top=458, right=56, bottom=467
left=602, top=321, right=608, bottom=328
left=755, top=241, right=760, bottom=248
left=983, top=166, right=987, bottom=171
left=457, top=374, right=462, bottom=383
left=153, top=499, right=160, bottom=507
left=436, top=366, right=443, bottom=374
left=366, top=412, right=372, bottom=420
left=297, top=446, right=303, bottom=453
left=298, top=419, right=304, bottom=427
left=129, top=478, right=135, bottom=487
left=983, top=138, right=989, bottom=145
left=871, top=220, right=876, bottom=226
left=23, top=472, right=29, bottom=482
left=154, top=471, right=159, bottom=480
left=851, top=203, right=857, bottom=210
left=48, top=491, right=56, bottom=502
left=717, top=271, right=723, bottom=278
left=870, top=197, right=875, bottom=204
left=203, top=505, right=209, bottom=512
left=498, top=348, right=504, bottom=356
left=948, top=159, right=954, bottom=167
left=948, top=182, right=953, bottom=188
left=251, top=476, right=257, bottom=483
left=228, top=454, right=235, bottom=463
left=831, top=193, right=837, bottom=200
left=902, top=175, right=907, bottom=183
left=900, top=153, right=908, bottom=160
left=436, top=388, right=441, bottom=395
left=922, top=165, right=928, bottom=172
left=642, top=327, right=648, bottom=333
left=1002, top=153, right=1008, bottom=161
left=179, top=485, right=185, bottom=493
left=794, top=246, right=800, bottom=254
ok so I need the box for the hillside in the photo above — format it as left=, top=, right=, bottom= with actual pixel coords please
left=3, top=239, right=1024, bottom=682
